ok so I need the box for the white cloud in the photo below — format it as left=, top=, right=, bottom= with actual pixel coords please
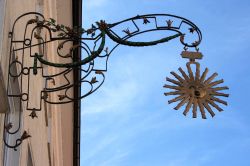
left=82, top=134, right=119, bottom=162
left=82, top=80, right=139, bottom=114
left=82, top=48, right=179, bottom=115
left=101, top=150, right=130, bottom=166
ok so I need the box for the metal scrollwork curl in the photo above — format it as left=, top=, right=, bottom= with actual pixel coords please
left=5, top=12, right=203, bottom=151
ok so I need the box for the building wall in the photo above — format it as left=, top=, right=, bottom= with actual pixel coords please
left=0, top=0, right=74, bottom=166
left=0, top=0, right=7, bottom=164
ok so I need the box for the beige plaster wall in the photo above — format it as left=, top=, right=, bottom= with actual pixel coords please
left=44, top=0, right=74, bottom=165
left=0, top=0, right=74, bottom=166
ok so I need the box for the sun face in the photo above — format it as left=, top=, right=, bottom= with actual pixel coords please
left=164, top=61, right=229, bottom=119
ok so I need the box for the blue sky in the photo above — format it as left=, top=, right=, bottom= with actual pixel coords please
left=81, top=0, right=250, bottom=165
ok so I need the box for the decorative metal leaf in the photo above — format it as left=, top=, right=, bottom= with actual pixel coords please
left=21, top=131, right=31, bottom=140
left=58, top=95, right=66, bottom=101
left=27, top=19, right=37, bottom=24
left=90, top=77, right=98, bottom=84
left=87, top=29, right=94, bottom=35
left=91, top=24, right=96, bottom=29
left=180, top=35, right=185, bottom=43
left=192, top=41, right=199, bottom=47
left=49, top=18, right=56, bottom=24
left=42, top=92, right=48, bottom=100
left=55, top=25, right=60, bottom=30
left=104, top=47, right=109, bottom=54
left=95, top=71, right=104, bottom=75
left=45, top=22, right=51, bottom=26
left=5, top=123, right=13, bottom=131
left=65, top=26, right=72, bottom=32
left=123, top=28, right=131, bottom=36
left=34, top=32, right=42, bottom=40
left=29, top=110, right=38, bottom=119
left=58, top=32, right=65, bottom=37
left=60, top=24, right=65, bottom=29
left=189, top=27, right=196, bottom=33
left=142, top=17, right=150, bottom=24
left=58, top=42, right=64, bottom=49
left=167, top=20, right=173, bottom=28
left=47, top=78, right=56, bottom=85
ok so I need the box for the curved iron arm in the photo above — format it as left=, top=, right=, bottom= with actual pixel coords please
left=34, top=30, right=106, bottom=68
left=106, top=14, right=202, bottom=47
left=33, top=14, right=202, bottom=68
left=34, top=30, right=182, bottom=68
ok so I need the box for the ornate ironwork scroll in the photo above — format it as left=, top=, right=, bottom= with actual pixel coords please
left=4, top=12, right=228, bottom=150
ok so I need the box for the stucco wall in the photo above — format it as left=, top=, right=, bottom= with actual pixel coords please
left=0, top=0, right=74, bottom=166
left=0, top=0, right=7, bottom=164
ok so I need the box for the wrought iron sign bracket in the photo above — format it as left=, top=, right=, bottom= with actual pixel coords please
left=4, top=12, right=229, bottom=151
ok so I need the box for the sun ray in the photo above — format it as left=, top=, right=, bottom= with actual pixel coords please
left=170, top=71, right=184, bottom=83
left=166, top=77, right=182, bottom=86
left=178, top=67, right=189, bottom=81
left=204, top=72, right=218, bottom=84
left=195, top=63, right=200, bottom=81
left=183, top=97, right=194, bottom=116
left=203, top=102, right=215, bottom=117
left=211, top=96, right=227, bottom=105
left=192, top=98, right=198, bottom=118
left=211, top=91, right=229, bottom=97
left=200, top=68, right=209, bottom=82
left=210, top=86, right=229, bottom=91
left=186, top=64, right=194, bottom=81
left=163, top=84, right=182, bottom=90
left=207, top=99, right=224, bottom=112
left=168, top=94, right=186, bottom=104
left=208, top=79, right=224, bottom=87
left=164, top=91, right=183, bottom=96
left=198, top=100, right=206, bottom=119
left=174, top=96, right=189, bottom=110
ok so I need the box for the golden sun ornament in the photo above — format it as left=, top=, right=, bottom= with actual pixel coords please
left=164, top=51, right=229, bottom=119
